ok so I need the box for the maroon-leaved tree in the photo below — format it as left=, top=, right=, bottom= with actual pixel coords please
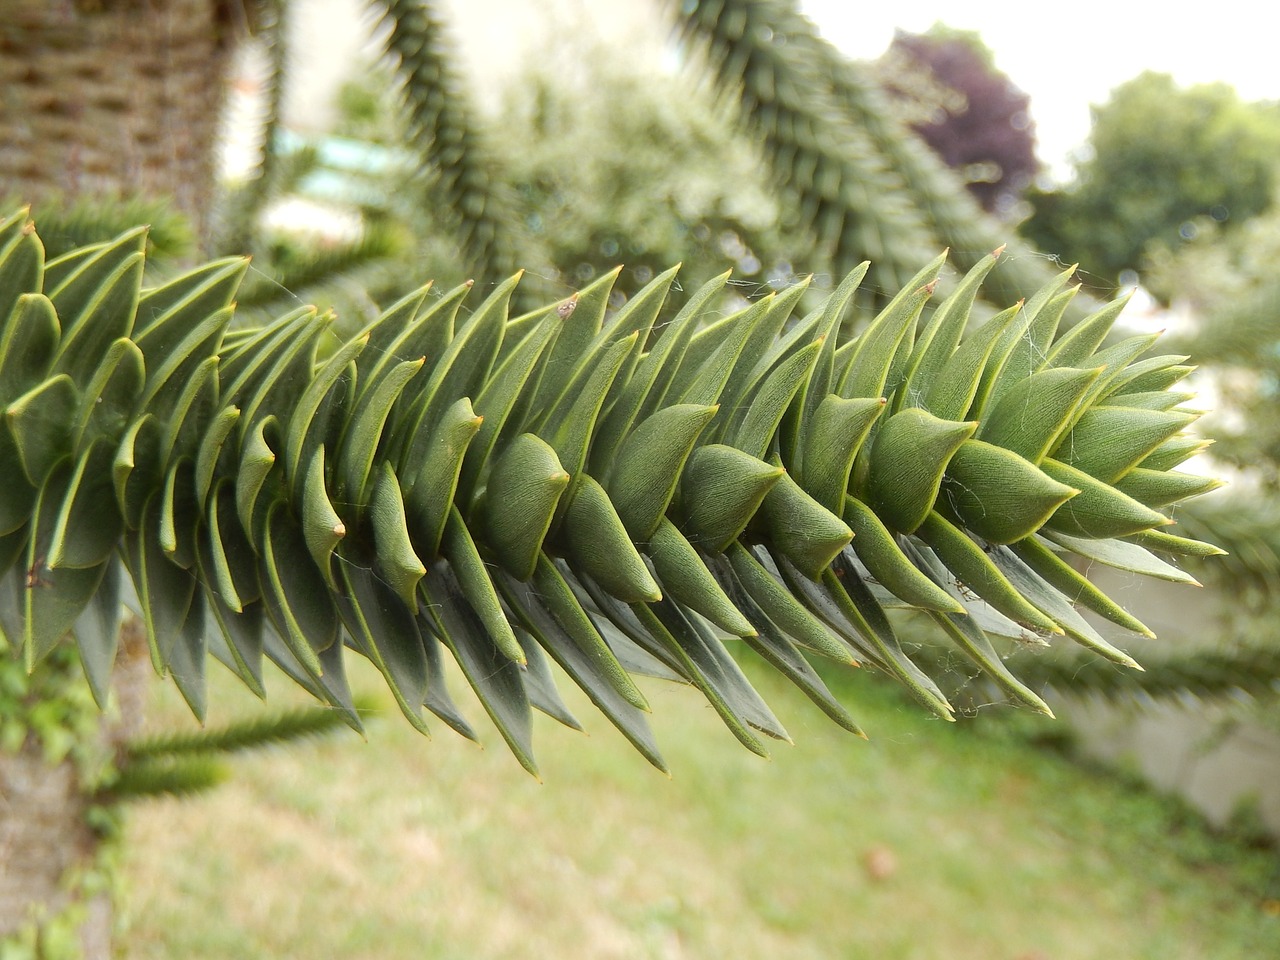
left=875, top=26, right=1039, bottom=217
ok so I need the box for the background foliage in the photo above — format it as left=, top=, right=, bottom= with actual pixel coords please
left=873, top=25, right=1038, bottom=218
left=1021, top=71, right=1280, bottom=292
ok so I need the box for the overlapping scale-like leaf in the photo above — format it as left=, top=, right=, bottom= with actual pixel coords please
left=0, top=212, right=1223, bottom=774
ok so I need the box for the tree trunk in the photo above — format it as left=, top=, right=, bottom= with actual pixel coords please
left=0, top=0, right=236, bottom=241
left=0, top=746, right=104, bottom=948
left=0, top=619, right=152, bottom=957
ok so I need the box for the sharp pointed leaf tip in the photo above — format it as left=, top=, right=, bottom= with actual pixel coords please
left=992, top=244, right=1006, bottom=257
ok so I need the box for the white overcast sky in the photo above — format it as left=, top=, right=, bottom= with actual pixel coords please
left=798, top=0, right=1280, bottom=180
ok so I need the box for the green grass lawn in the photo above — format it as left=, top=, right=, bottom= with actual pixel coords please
left=118, top=653, right=1278, bottom=960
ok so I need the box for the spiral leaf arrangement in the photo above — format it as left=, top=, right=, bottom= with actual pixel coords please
left=0, top=210, right=1222, bottom=774
left=372, top=0, right=521, bottom=285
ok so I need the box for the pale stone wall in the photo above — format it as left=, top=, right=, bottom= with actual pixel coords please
left=1062, top=572, right=1280, bottom=838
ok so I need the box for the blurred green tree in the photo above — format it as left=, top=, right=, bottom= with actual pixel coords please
left=1021, top=71, right=1280, bottom=293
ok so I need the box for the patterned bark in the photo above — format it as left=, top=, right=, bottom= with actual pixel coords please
left=0, top=0, right=235, bottom=240
left=0, top=747, right=101, bottom=944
